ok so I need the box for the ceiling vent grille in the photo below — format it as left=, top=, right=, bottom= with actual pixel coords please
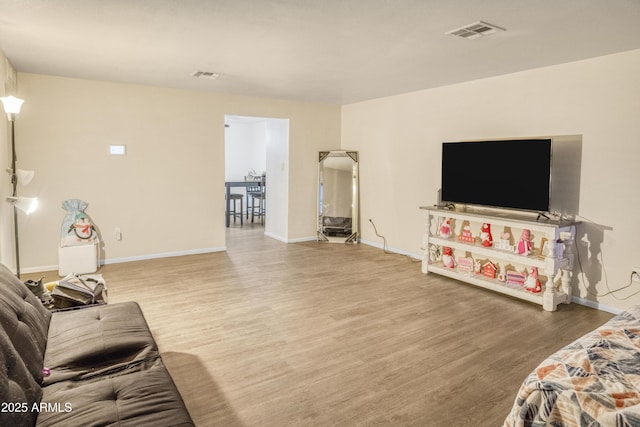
left=446, top=21, right=505, bottom=39
left=192, top=70, right=220, bottom=80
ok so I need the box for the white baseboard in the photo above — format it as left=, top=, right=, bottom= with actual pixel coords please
left=286, top=236, right=317, bottom=243
left=360, top=239, right=423, bottom=260
left=22, top=247, right=227, bottom=274
left=102, top=247, right=226, bottom=265
left=571, top=295, right=623, bottom=314
left=264, top=231, right=317, bottom=243
left=264, top=232, right=287, bottom=242
left=21, top=265, right=59, bottom=274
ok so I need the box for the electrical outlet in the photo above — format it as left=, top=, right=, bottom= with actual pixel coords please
left=633, top=267, right=640, bottom=283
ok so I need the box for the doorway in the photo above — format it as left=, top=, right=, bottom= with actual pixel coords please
left=224, top=115, right=289, bottom=241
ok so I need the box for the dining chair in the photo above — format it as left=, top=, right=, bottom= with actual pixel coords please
left=246, top=176, right=265, bottom=223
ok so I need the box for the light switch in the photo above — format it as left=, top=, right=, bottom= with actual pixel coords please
left=109, top=145, right=126, bottom=155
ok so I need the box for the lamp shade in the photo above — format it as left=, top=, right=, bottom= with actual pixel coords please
left=6, top=196, right=39, bottom=215
left=16, top=169, right=35, bottom=186
left=0, top=96, right=24, bottom=120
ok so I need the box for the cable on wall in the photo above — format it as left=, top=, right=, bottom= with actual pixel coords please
left=368, top=219, right=421, bottom=262
left=368, top=219, right=391, bottom=254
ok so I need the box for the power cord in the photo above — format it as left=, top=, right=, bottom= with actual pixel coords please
left=368, top=218, right=390, bottom=254
left=368, top=218, right=421, bottom=262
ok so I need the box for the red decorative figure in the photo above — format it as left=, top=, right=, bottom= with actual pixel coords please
left=440, top=218, right=452, bottom=239
left=524, top=267, right=542, bottom=293
left=480, top=223, right=493, bottom=247
left=458, top=225, right=474, bottom=243
left=516, top=229, right=532, bottom=255
left=442, top=246, right=456, bottom=268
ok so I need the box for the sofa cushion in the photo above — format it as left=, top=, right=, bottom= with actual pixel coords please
left=43, top=302, right=159, bottom=385
left=0, top=327, right=42, bottom=427
left=0, top=264, right=51, bottom=384
left=37, top=357, right=194, bottom=427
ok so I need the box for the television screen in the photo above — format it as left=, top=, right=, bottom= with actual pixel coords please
left=441, top=139, right=552, bottom=212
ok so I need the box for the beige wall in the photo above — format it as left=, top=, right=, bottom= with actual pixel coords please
left=1, top=53, right=17, bottom=269
left=15, top=73, right=340, bottom=270
left=8, top=48, right=640, bottom=312
left=342, top=49, right=640, bottom=312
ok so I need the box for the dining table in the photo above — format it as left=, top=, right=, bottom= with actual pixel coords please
left=225, top=180, right=265, bottom=227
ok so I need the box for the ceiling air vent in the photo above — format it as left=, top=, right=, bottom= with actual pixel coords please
left=192, top=70, right=220, bottom=80
left=446, top=21, right=505, bottom=39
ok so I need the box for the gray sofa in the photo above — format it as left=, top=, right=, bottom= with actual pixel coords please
left=0, top=264, right=193, bottom=427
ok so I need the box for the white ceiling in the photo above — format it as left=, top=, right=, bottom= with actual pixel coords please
left=1, top=0, right=640, bottom=105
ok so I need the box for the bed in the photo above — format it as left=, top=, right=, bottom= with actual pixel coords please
left=504, top=306, right=640, bottom=426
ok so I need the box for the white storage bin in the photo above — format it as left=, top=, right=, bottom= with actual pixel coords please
left=58, top=242, right=98, bottom=276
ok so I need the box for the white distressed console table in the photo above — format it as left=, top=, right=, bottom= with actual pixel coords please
left=420, top=206, right=577, bottom=311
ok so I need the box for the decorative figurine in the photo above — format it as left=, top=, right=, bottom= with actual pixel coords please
left=506, top=270, right=527, bottom=287
left=429, top=245, right=442, bottom=262
left=442, top=246, right=456, bottom=268
left=473, top=259, right=482, bottom=274
left=457, top=256, right=474, bottom=274
left=524, top=267, right=542, bottom=293
left=482, top=261, right=497, bottom=279
left=497, top=264, right=507, bottom=282
left=458, top=225, right=474, bottom=243
left=495, top=232, right=514, bottom=251
left=480, top=223, right=493, bottom=247
left=515, top=229, right=532, bottom=256
left=439, top=218, right=452, bottom=239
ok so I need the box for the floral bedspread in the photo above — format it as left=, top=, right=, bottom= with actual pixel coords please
left=504, top=306, right=640, bottom=426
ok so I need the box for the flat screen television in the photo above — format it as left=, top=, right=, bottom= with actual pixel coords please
left=441, top=138, right=552, bottom=212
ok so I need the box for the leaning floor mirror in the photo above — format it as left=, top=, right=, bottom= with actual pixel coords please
left=317, top=151, right=359, bottom=243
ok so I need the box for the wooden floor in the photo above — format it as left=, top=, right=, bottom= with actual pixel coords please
left=28, top=224, right=613, bottom=426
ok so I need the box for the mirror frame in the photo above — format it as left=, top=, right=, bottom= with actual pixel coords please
left=317, top=150, right=359, bottom=243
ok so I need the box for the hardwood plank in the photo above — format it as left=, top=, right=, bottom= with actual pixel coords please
left=25, top=224, right=613, bottom=426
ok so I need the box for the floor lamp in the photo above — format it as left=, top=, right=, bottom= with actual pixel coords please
left=1, top=95, right=36, bottom=278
